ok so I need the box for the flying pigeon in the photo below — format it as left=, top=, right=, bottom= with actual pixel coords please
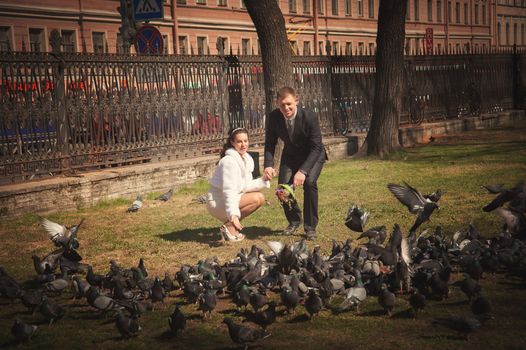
left=40, top=217, right=84, bottom=250
left=387, top=182, right=440, bottom=233
left=344, top=204, right=369, bottom=232
left=127, top=196, right=143, bottom=212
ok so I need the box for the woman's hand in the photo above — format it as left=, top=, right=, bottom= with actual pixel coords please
left=230, top=215, right=243, bottom=231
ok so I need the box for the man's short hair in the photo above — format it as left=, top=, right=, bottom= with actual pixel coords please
left=276, top=86, right=298, bottom=100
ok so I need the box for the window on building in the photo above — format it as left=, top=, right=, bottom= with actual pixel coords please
left=332, top=41, right=339, bottom=55
left=178, top=36, right=188, bottom=54
left=318, top=0, right=324, bottom=14
left=414, top=0, right=419, bottom=20
left=242, top=38, right=250, bottom=55
left=303, top=0, right=311, bottom=13
left=514, top=23, right=518, bottom=45
left=358, top=42, right=364, bottom=55
left=448, top=1, right=451, bottom=23
left=116, top=33, right=124, bottom=53
left=217, top=36, right=228, bottom=54
left=289, top=0, right=297, bottom=13
left=455, top=43, right=460, bottom=52
left=464, top=2, right=468, bottom=24
left=196, top=0, right=206, bottom=4
left=318, top=41, right=324, bottom=55
left=437, top=0, right=442, bottom=22
left=506, top=22, right=510, bottom=46
left=437, top=43, right=442, bottom=52
left=369, top=0, right=374, bottom=18
left=482, top=5, right=486, bottom=25
left=455, top=2, right=460, bottom=23
left=29, top=28, right=44, bottom=52
left=162, top=35, right=169, bottom=54
left=218, top=0, right=227, bottom=6
left=406, top=0, right=410, bottom=20
left=428, top=0, right=433, bottom=22
left=303, top=41, right=311, bottom=55
left=369, top=42, right=375, bottom=54
left=289, top=40, right=299, bottom=54
left=92, top=32, right=106, bottom=53
left=61, top=30, right=76, bottom=53
left=358, top=0, right=364, bottom=16
left=332, top=0, right=339, bottom=15
left=474, top=4, right=478, bottom=24
left=522, top=24, right=525, bottom=45
left=345, top=41, right=352, bottom=54
left=345, top=0, right=351, bottom=15
left=0, top=26, right=11, bottom=52
left=497, top=22, right=501, bottom=46
left=197, top=36, right=207, bottom=55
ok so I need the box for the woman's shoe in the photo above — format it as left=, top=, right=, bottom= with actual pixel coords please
left=221, top=225, right=241, bottom=242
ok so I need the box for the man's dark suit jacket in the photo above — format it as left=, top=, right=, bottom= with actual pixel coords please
left=263, top=107, right=326, bottom=175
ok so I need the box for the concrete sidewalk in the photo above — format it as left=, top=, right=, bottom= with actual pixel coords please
left=1, top=109, right=523, bottom=219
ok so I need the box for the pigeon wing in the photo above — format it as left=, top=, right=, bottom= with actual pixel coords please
left=387, top=183, right=426, bottom=214
left=265, top=241, right=284, bottom=256
left=41, top=218, right=68, bottom=244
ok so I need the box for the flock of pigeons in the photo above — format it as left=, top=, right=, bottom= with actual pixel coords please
left=1, top=180, right=526, bottom=349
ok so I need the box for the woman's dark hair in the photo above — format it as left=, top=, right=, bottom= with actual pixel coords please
left=220, top=127, right=249, bottom=158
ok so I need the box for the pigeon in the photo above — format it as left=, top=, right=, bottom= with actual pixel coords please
left=454, top=274, right=481, bottom=301
left=162, top=272, right=176, bottom=292
left=127, top=196, right=143, bottom=212
left=494, top=207, right=526, bottom=238
left=482, top=183, right=505, bottom=194
left=280, top=285, right=300, bottom=314
left=234, top=283, right=251, bottom=312
left=198, top=288, right=217, bottom=319
left=357, top=225, right=387, bottom=245
left=423, top=188, right=444, bottom=203
left=40, top=217, right=84, bottom=250
left=483, top=185, right=522, bottom=212
left=249, top=289, right=267, bottom=313
left=86, top=266, right=104, bottom=287
left=305, top=289, right=323, bottom=319
left=43, top=274, right=70, bottom=294
left=193, top=193, right=209, bottom=204
left=409, top=288, right=427, bottom=319
left=345, top=204, right=370, bottom=232
left=20, top=289, right=44, bottom=314
left=11, top=318, right=37, bottom=343
left=223, top=317, right=271, bottom=350
left=137, top=258, right=149, bottom=278
left=115, top=310, right=141, bottom=338
left=378, top=284, right=396, bottom=317
left=432, top=314, right=488, bottom=340
left=387, top=182, right=440, bottom=233
left=38, top=296, right=65, bottom=325
left=156, top=189, right=173, bottom=201
left=168, top=305, right=186, bottom=336
left=471, top=295, right=493, bottom=317
left=150, top=277, right=166, bottom=309
left=251, top=301, right=277, bottom=330
left=335, top=270, right=367, bottom=314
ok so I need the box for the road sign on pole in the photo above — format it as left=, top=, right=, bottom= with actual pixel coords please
left=133, top=0, right=164, bottom=22
left=134, top=25, right=164, bottom=54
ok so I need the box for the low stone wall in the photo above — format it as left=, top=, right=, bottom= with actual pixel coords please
left=1, top=110, right=523, bottom=218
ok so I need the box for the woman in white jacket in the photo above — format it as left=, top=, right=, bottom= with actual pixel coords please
left=207, top=127, right=271, bottom=241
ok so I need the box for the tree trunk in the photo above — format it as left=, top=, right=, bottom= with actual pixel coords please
left=245, top=0, right=293, bottom=115
left=366, top=0, right=407, bottom=157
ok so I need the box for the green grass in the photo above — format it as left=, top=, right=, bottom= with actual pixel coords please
left=1, top=123, right=526, bottom=349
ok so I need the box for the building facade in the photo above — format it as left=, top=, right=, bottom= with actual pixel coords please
left=0, top=0, right=525, bottom=55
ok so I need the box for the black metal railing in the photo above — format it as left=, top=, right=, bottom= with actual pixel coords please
left=0, top=44, right=522, bottom=184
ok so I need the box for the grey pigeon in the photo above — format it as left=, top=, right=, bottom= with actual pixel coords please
left=335, top=270, right=367, bottom=314
left=345, top=204, right=369, bottom=232
left=409, top=288, right=427, bottom=319
left=127, top=196, right=143, bottom=212
left=198, top=288, right=217, bottom=319
left=280, top=285, right=299, bottom=314
left=115, top=310, right=141, bottom=338
left=38, top=296, right=65, bottom=325
left=168, top=305, right=186, bottom=336
left=251, top=301, right=277, bottom=330
left=454, top=274, right=481, bottom=301
left=40, top=217, right=84, bottom=250
left=387, top=182, right=440, bottom=233
left=432, top=314, right=489, bottom=340
left=11, top=319, right=37, bottom=343
left=378, top=284, right=396, bottom=317
left=156, top=189, right=173, bottom=201
left=357, top=225, right=387, bottom=245
left=495, top=207, right=526, bottom=238
left=20, top=289, right=44, bottom=314
left=223, top=317, right=271, bottom=350
left=305, top=289, right=323, bottom=319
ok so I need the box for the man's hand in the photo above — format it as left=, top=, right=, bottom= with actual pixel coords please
left=263, top=167, right=276, bottom=181
left=293, top=171, right=306, bottom=187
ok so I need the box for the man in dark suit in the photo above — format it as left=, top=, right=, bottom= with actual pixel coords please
left=263, top=86, right=326, bottom=240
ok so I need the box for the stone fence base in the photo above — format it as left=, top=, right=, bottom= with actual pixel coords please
left=0, top=110, right=523, bottom=218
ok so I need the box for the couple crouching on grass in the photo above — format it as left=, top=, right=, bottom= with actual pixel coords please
left=205, top=87, right=326, bottom=242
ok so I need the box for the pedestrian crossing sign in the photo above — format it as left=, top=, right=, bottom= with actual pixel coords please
left=133, top=0, right=164, bottom=22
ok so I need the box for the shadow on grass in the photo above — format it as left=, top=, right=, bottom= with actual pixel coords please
left=158, top=226, right=277, bottom=244
left=359, top=309, right=387, bottom=317
left=287, top=314, right=310, bottom=323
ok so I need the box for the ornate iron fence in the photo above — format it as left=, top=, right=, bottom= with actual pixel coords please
left=0, top=44, right=521, bottom=184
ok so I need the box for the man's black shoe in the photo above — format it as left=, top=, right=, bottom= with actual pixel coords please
left=305, top=230, right=317, bottom=240
left=282, top=224, right=300, bottom=236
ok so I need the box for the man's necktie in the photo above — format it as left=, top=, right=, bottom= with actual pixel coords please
left=286, top=119, right=294, bottom=139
